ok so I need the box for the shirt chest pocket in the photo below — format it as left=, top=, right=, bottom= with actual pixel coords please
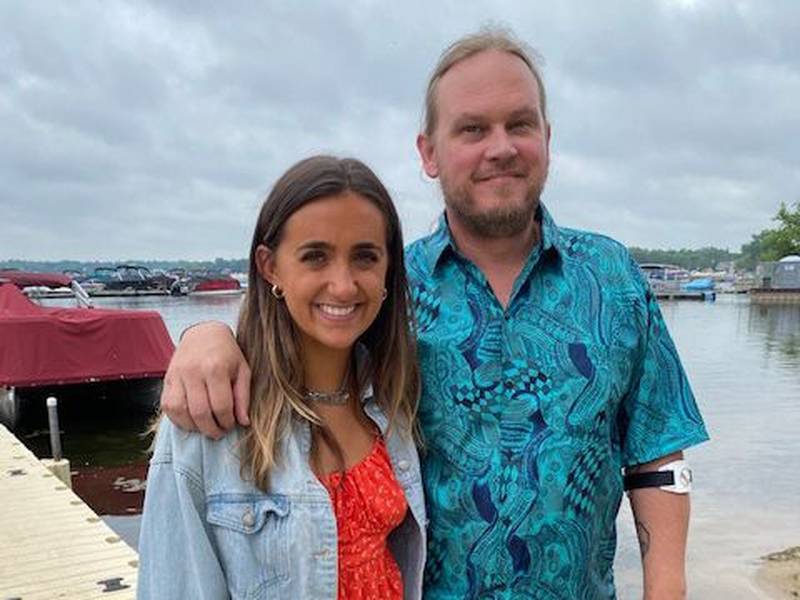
left=206, top=494, right=291, bottom=597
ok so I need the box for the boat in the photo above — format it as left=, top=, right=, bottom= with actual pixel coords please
left=83, top=265, right=180, bottom=296
left=638, top=263, right=716, bottom=301
left=231, top=272, right=248, bottom=289
left=0, top=272, right=174, bottom=429
left=186, top=271, right=243, bottom=296
left=0, top=270, right=90, bottom=302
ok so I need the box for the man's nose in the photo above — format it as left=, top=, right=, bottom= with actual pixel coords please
left=484, top=127, right=518, bottom=161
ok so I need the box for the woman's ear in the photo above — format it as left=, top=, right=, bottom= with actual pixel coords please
left=255, top=244, right=279, bottom=286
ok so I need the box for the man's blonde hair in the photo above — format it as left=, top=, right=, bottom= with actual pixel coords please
left=422, top=26, right=548, bottom=136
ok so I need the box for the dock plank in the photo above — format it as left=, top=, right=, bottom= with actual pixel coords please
left=0, top=424, right=138, bottom=599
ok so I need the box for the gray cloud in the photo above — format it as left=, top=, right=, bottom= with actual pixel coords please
left=1, top=0, right=797, bottom=260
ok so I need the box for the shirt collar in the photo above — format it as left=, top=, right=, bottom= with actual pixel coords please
left=424, top=202, right=564, bottom=273
left=538, top=203, right=563, bottom=257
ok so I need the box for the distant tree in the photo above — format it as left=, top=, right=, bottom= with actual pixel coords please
left=742, top=202, right=800, bottom=261
left=738, top=231, right=770, bottom=271
left=768, top=202, right=800, bottom=257
left=741, top=201, right=800, bottom=265
left=628, top=247, right=737, bottom=271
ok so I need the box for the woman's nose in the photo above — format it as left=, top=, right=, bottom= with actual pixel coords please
left=327, top=263, right=358, bottom=297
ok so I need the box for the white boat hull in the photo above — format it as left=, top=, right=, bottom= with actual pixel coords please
left=188, top=289, right=244, bottom=297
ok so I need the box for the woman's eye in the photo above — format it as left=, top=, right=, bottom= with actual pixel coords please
left=354, top=251, right=379, bottom=265
left=301, top=251, right=326, bottom=264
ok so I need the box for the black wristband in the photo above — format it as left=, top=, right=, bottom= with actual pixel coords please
left=623, top=470, right=674, bottom=491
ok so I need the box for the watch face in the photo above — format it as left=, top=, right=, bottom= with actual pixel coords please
left=679, top=467, right=693, bottom=487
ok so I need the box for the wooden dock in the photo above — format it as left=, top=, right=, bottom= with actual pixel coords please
left=749, top=288, right=800, bottom=304
left=0, top=424, right=138, bottom=599
left=655, top=291, right=716, bottom=301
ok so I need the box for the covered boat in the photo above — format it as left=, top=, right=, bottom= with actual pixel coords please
left=187, top=271, right=243, bottom=296
left=0, top=274, right=174, bottom=428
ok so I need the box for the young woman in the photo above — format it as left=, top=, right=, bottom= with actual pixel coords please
left=137, top=156, right=425, bottom=600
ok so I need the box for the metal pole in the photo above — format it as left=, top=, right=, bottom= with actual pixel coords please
left=46, top=396, right=62, bottom=461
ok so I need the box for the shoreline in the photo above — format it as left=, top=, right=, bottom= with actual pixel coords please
left=757, top=546, right=800, bottom=599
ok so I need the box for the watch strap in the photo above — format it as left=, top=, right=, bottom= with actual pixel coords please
left=623, top=470, right=675, bottom=491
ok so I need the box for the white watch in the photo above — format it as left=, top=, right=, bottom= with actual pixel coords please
left=658, top=459, right=693, bottom=494
left=623, top=459, right=693, bottom=494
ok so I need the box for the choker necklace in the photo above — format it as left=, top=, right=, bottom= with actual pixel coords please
left=303, top=387, right=349, bottom=405
left=303, top=369, right=351, bottom=406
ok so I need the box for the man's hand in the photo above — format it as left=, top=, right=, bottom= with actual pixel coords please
left=160, top=321, right=251, bottom=438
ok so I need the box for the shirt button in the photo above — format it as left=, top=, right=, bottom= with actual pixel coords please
left=242, top=508, right=255, bottom=528
left=397, top=459, right=410, bottom=472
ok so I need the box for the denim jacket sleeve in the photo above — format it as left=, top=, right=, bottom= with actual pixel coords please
left=137, top=418, right=229, bottom=600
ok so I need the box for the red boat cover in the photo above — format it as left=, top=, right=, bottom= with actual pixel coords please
left=0, top=283, right=174, bottom=387
left=0, top=270, right=73, bottom=289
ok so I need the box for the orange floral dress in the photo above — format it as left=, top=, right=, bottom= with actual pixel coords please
left=318, top=436, right=408, bottom=600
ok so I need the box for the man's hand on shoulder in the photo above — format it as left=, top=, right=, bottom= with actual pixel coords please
left=160, top=321, right=251, bottom=439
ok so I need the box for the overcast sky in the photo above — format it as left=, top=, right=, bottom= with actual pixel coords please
left=2, top=0, right=798, bottom=260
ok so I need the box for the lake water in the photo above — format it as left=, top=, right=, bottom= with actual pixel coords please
left=36, top=293, right=800, bottom=598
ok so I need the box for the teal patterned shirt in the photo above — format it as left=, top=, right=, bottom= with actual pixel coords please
left=404, top=205, right=709, bottom=599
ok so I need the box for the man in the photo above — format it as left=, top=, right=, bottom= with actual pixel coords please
left=162, top=28, right=708, bottom=599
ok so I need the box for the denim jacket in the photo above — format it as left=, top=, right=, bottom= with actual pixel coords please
left=137, top=393, right=426, bottom=600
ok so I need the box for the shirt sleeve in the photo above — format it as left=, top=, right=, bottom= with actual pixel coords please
left=137, top=421, right=229, bottom=600
left=617, top=260, right=710, bottom=467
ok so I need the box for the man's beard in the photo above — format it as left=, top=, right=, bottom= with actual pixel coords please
left=443, top=178, right=543, bottom=239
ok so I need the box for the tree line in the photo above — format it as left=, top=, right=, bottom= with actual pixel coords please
left=0, top=257, right=248, bottom=276
left=626, top=201, right=799, bottom=272
left=3, top=203, right=798, bottom=274
left=738, top=202, right=800, bottom=270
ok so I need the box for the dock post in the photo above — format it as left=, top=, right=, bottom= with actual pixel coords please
left=41, top=396, right=72, bottom=488
left=47, top=396, right=62, bottom=460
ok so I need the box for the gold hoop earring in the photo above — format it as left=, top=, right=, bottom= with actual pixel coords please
left=271, top=284, right=284, bottom=299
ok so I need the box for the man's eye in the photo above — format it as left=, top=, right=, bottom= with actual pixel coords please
left=510, top=120, right=534, bottom=131
left=460, top=124, right=483, bottom=135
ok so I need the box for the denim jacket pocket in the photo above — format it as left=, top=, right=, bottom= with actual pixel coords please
left=206, top=494, right=291, bottom=598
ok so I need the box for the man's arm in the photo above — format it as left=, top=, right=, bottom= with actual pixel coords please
left=626, top=451, right=690, bottom=600
left=160, top=321, right=251, bottom=437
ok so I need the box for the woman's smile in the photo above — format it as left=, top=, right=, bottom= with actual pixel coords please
left=315, top=302, right=359, bottom=319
